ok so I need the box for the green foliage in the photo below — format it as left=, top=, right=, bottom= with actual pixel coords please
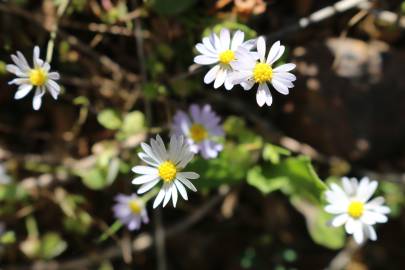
left=190, top=116, right=262, bottom=189
left=148, top=0, right=196, bottom=15
left=97, top=109, right=123, bottom=130
left=247, top=156, right=326, bottom=205
left=379, top=181, right=405, bottom=217
left=20, top=232, right=67, bottom=260
left=0, top=183, right=28, bottom=202
left=63, top=210, right=93, bottom=235
left=247, top=156, right=345, bottom=249
left=262, top=143, right=291, bottom=164
left=0, top=231, right=16, bottom=245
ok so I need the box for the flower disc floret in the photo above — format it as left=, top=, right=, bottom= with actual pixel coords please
left=190, top=124, right=208, bottom=142
left=158, top=161, right=177, bottom=182
left=29, top=68, right=47, bottom=86
left=219, top=50, right=235, bottom=65
left=347, top=201, right=364, bottom=219
left=253, top=63, right=273, bottom=84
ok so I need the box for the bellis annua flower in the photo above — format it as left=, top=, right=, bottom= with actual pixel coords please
left=172, top=104, right=224, bottom=159
left=194, top=28, right=255, bottom=90
left=113, top=194, right=148, bottom=231
left=132, top=135, right=199, bottom=208
left=6, top=46, right=61, bottom=110
left=325, top=177, right=390, bottom=244
left=230, top=37, right=296, bottom=107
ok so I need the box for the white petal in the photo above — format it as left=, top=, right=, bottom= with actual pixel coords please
left=325, top=204, right=346, bottom=214
left=33, top=46, right=41, bottom=67
left=213, top=69, right=227, bottom=89
left=202, top=36, right=217, bottom=54
left=32, top=88, right=44, bottom=110
left=194, top=55, right=218, bottom=65
left=176, top=175, right=197, bottom=192
left=204, top=65, right=220, bottom=84
left=270, top=45, right=285, bottom=65
left=266, top=41, right=281, bottom=65
left=153, top=187, right=166, bottom=208
left=138, top=152, right=159, bottom=167
left=331, top=214, right=349, bottom=227
left=345, top=218, right=355, bottom=234
left=195, top=43, right=217, bottom=57
left=256, top=84, right=272, bottom=107
left=271, top=79, right=289, bottom=95
left=163, top=184, right=173, bottom=207
left=172, top=185, right=178, bottom=207
left=256, top=37, right=266, bottom=62
left=137, top=179, right=160, bottom=194
left=46, top=80, right=60, bottom=100
left=231, top=30, right=244, bottom=51
left=220, top=28, right=230, bottom=50
left=14, top=84, right=33, bottom=99
left=365, top=225, right=377, bottom=241
left=353, top=221, right=365, bottom=244
left=174, top=180, right=188, bottom=200
left=274, top=63, right=296, bottom=72
left=132, top=174, right=159, bottom=185
left=132, top=166, right=158, bottom=175
left=178, top=172, right=199, bottom=179
left=48, top=72, right=60, bottom=80
left=358, top=179, right=378, bottom=202
left=224, top=76, right=234, bottom=90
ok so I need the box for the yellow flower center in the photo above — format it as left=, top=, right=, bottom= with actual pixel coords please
left=347, top=201, right=364, bottom=219
left=218, top=50, right=235, bottom=65
left=29, top=68, right=47, bottom=86
left=190, top=124, right=208, bottom=143
left=128, top=200, right=142, bottom=214
left=253, top=63, right=273, bottom=84
left=158, top=161, right=177, bottom=182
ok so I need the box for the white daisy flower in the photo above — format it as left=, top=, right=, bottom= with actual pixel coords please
left=172, top=104, right=224, bottom=159
left=6, top=46, right=61, bottom=110
left=112, top=193, right=148, bottom=231
left=325, top=177, right=390, bottom=244
left=194, top=28, right=255, bottom=90
left=132, top=135, right=199, bottom=208
left=230, top=37, right=296, bottom=107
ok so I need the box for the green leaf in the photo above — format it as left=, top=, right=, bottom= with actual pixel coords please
left=291, top=198, right=345, bottom=250
left=189, top=142, right=259, bottom=189
left=262, top=143, right=291, bottom=164
left=148, top=0, right=196, bottom=15
left=117, top=111, right=145, bottom=140
left=97, top=109, right=123, bottom=130
left=80, top=168, right=108, bottom=190
left=63, top=210, right=93, bottom=235
left=247, top=156, right=327, bottom=205
left=39, top=232, right=67, bottom=260
left=247, top=166, right=288, bottom=194
left=0, top=231, right=16, bottom=244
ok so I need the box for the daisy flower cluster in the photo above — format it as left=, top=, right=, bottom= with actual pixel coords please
left=325, top=177, right=390, bottom=244
left=3, top=29, right=392, bottom=247
left=194, top=29, right=296, bottom=107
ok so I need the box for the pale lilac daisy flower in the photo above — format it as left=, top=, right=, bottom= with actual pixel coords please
left=325, top=177, right=390, bottom=244
left=230, top=37, right=296, bottom=107
left=113, top=193, right=148, bottom=231
left=6, top=46, right=60, bottom=110
left=194, top=28, right=256, bottom=90
left=172, top=104, right=224, bottom=159
left=132, top=135, right=199, bottom=208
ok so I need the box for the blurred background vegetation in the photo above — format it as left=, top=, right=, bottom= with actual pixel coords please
left=0, top=0, right=405, bottom=269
